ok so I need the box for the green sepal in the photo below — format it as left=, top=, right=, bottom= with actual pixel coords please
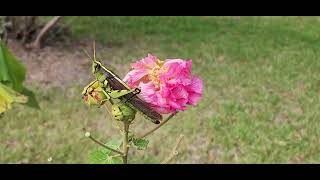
left=112, top=103, right=136, bottom=122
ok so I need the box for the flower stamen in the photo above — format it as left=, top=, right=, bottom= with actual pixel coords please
left=148, top=59, right=164, bottom=89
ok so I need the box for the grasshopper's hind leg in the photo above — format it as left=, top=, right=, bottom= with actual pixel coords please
left=99, top=87, right=138, bottom=105
left=122, top=88, right=140, bottom=103
left=107, top=88, right=138, bottom=100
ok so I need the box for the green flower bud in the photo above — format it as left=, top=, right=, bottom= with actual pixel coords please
left=112, top=103, right=136, bottom=122
left=83, top=81, right=109, bottom=106
left=85, top=132, right=91, bottom=137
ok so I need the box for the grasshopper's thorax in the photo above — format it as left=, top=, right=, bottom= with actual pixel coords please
left=92, top=62, right=98, bottom=74
left=94, top=71, right=107, bottom=82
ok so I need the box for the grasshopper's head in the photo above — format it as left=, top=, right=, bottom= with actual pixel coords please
left=83, top=41, right=103, bottom=74
left=92, top=60, right=101, bottom=74
left=92, top=60, right=108, bottom=83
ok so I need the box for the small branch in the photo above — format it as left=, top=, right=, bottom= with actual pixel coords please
left=85, top=132, right=124, bottom=156
left=28, top=16, right=62, bottom=49
left=161, top=134, right=184, bottom=164
left=122, top=122, right=130, bottom=164
left=139, top=112, right=178, bottom=139
left=103, top=103, right=113, bottom=117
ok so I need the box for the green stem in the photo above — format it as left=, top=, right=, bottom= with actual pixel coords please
left=122, top=121, right=130, bottom=164
left=139, top=112, right=178, bottom=139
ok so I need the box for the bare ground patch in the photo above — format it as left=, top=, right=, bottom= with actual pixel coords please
left=7, top=39, right=94, bottom=87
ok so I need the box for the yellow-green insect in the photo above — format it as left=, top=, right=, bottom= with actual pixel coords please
left=82, top=79, right=138, bottom=122
left=82, top=43, right=162, bottom=124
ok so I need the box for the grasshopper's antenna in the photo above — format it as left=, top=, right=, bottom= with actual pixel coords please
left=93, top=41, right=96, bottom=62
left=82, top=48, right=94, bottom=62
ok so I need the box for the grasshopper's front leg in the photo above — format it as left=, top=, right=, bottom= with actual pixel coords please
left=81, top=80, right=98, bottom=96
left=101, top=86, right=138, bottom=122
left=106, top=87, right=141, bottom=104
left=92, top=86, right=138, bottom=107
left=82, top=80, right=111, bottom=106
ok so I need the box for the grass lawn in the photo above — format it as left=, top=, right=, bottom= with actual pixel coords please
left=2, top=16, right=320, bottom=163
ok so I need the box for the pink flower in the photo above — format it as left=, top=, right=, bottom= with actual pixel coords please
left=124, top=54, right=203, bottom=114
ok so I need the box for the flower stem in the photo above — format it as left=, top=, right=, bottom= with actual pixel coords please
left=139, top=112, right=178, bottom=139
left=87, top=133, right=124, bottom=155
left=122, top=121, right=130, bottom=164
left=161, top=134, right=184, bottom=164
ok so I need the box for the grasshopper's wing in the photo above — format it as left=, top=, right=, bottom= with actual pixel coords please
left=99, top=68, right=162, bottom=124
left=127, top=95, right=162, bottom=124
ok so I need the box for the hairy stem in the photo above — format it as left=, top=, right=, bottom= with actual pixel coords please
left=161, top=134, right=184, bottom=164
left=87, top=133, right=124, bottom=155
left=139, top=112, right=178, bottom=139
left=103, top=103, right=113, bottom=117
left=122, top=121, right=130, bottom=164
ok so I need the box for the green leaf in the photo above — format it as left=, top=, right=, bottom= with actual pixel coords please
left=0, top=41, right=39, bottom=110
left=88, top=139, right=123, bottom=164
left=0, top=41, right=26, bottom=92
left=132, top=138, right=149, bottom=150
left=89, top=149, right=122, bottom=164
left=106, top=139, right=122, bottom=150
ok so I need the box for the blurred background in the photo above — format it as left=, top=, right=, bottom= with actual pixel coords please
left=1, top=16, right=320, bottom=163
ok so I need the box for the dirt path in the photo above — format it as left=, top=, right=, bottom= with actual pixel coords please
left=7, top=40, right=93, bottom=87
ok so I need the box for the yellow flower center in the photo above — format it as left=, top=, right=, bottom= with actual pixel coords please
left=148, top=59, right=165, bottom=89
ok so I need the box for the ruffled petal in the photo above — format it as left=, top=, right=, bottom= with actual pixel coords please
left=186, top=76, right=203, bottom=94
left=123, top=55, right=203, bottom=114
left=171, top=86, right=189, bottom=100
left=131, top=54, right=158, bottom=69
left=188, top=92, right=202, bottom=106
left=123, top=70, right=148, bottom=88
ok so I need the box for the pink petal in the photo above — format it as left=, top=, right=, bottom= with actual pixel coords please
left=168, top=100, right=183, bottom=109
left=188, top=92, right=202, bottom=106
left=187, top=76, right=203, bottom=94
left=124, top=70, right=148, bottom=88
left=186, top=60, right=193, bottom=72
left=138, top=82, right=159, bottom=104
left=161, top=59, right=193, bottom=85
left=125, top=55, right=203, bottom=114
left=154, top=106, right=175, bottom=114
left=161, top=62, right=181, bottom=79
left=160, top=84, right=171, bottom=97
left=176, top=97, right=188, bottom=106
left=171, top=86, right=188, bottom=100
left=131, top=54, right=158, bottom=69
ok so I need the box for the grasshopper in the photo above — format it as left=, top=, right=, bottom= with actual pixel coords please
left=82, top=43, right=162, bottom=124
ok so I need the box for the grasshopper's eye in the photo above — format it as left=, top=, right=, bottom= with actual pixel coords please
left=95, top=64, right=101, bottom=71
left=92, top=63, right=100, bottom=73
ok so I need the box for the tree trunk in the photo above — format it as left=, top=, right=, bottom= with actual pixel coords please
left=28, top=16, right=62, bottom=49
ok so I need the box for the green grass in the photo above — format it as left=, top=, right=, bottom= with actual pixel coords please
left=2, top=16, right=320, bottom=163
